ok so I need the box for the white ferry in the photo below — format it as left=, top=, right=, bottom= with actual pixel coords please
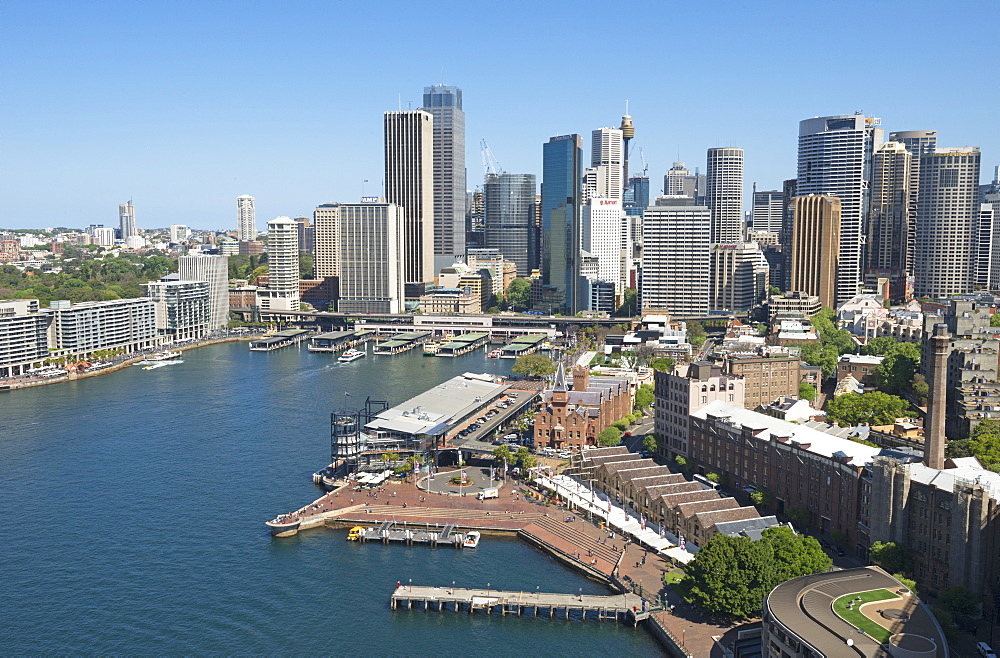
left=338, top=348, right=366, bottom=363
left=423, top=341, right=440, bottom=356
left=147, top=351, right=182, bottom=361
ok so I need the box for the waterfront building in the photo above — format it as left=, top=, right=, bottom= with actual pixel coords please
left=483, top=173, right=535, bottom=276
left=237, top=195, right=256, bottom=242
left=534, top=364, right=632, bottom=450
left=723, top=350, right=801, bottom=411
left=763, top=567, right=947, bottom=657
left=178, top=253, right=229, bottom=329
left=709, top=242, right=769, bottom=313
left=866, top=142, right=911, bottom=301
left=705, top=147, right=744, bottom=244
left=384, top=110, right=435, bottom=289
left=787, top=195, right=841, bottom=310
left=420, top=84, right=466, bottom=272
left=639, top=198, right=710, bottom=317
left=256, top=217, right=300, bottom=313
left=541, top=134, right=584, bottom=314
left=582, top=196, right=627, bottom=296
left=119, top=200, right=137, bottom=240
left=46, top=298, right=160, bottom=357
left=751, top=187, right=783, bottom=234
left=653, top=361, right=745, bottom=460
left=797, top=114, right=884, bottom=305
left=143, top=279, right=210, bottom=342
left=337, top=202, right=405, bottom=314
left=0, top=299, right=50, bottom=377
left=914, top=147, right=981, bottom=298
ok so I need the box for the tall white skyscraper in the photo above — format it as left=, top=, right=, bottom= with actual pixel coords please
left=384, top=110, right=434, bottom=287
left=640, top=198, right=711, bottom=316
left=337, top=202, right=405, bottom=314
left=705, top=147, right=744, bottom=244
left=256, top=217, right=299, bottom=312
left=119, top=201, right=136, bottom=240
left=590, top=127, right=624, bottom=201
left=419, top=85, right=466, bottom=271
left=582, top=197, right=628, bottom=295
left=914, top=147, right=981, bottom=298
left=797, top=114, right=884, bottom=305
left=751, top=187, right=784, bottom=234
left=313, top=203, right=340, bottom=278
left=237, top=195, right=256, bottom=242
left=178, top=253, right=229, bottom=329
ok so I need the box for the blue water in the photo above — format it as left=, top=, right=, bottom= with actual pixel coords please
left=1, top=342, right=662, bottom=654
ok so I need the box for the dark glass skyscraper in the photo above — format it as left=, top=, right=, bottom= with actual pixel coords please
left=484, top=173, right=536, bottom=276
left=420, top=84, right=466, bottom=271
left=624, top=176, right=650, bottom=217
left=542, top=134, right=584, bottom=314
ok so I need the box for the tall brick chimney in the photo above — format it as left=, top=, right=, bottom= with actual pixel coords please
left=924, top=323, right=950, bottom=470
left=572, top=365, right=590, bottom=392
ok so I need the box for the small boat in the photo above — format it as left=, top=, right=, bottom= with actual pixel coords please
left=487, top=349, right=502, bottom=358
left=338, top=348, right=365, bottom=363
left=147, top=351, right=182, bottom=361
left=347, top=526, right=364, bottom=541
left=142, top=360, right=184, bottom=370
left=423, top=342, right=440, bottom=356
left=463, top=530, right=481, bottom=548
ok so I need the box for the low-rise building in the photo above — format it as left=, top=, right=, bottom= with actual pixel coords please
left=654, top=361, right=744, bottom=460
left=534, top=364, right=632, bottom=450
left=46, top=298, right=160, bottom=357
left=766, top=291, right=821, bottom=319
left=837, top=354, right=883, bottom=388
left=724, top=351, right=801, bottom=411
left=143, top=279, right=210, bottom=342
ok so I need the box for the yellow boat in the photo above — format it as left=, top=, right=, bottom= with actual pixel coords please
left=347, top=526, right=364, bottom=541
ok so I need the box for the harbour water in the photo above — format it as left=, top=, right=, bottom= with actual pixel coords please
left=1, top=342, right=662, bottom=654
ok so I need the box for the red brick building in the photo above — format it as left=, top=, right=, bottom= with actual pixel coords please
left=534, top=364, right=632, bottom=449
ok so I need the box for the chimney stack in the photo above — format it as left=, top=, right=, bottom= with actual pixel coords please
left=924, top=323, right=950, bottom=470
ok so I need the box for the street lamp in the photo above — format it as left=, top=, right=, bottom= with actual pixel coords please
left=452, top=580, right=455, bottom=595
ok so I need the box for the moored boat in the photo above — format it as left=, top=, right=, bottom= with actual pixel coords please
left=463, top=530, right=481, bottom=548
left=487, top=349, right=502, bottom=358
left=338, top=348, right=365, bottom=363
left=147, top=351, right=182, bottom=361
left=422, top=342, right=440, bottom=356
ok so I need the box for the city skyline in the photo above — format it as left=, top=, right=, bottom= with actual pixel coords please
left=1, top=0, right=996, bottom=230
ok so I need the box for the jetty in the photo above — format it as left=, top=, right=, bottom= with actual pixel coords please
left=308, top=329, right=375, bottom=352
left=499, top=333, right=547, bottom=358
left=249, top=329, right=311, bottom=351
left=435, top=332, right=490, bottom=357
left=390, top=585, right=650, bottom=624
left=372, top=330, right=432, bottom=355
left=351, top=521, right=468, bottom=547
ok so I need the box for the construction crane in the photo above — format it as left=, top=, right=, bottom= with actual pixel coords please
left=480, top=139, right=503, bottom=177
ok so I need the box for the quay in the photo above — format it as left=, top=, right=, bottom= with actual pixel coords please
left=435, top=332, right=490, bottom=357
left=372, top=330, right=432, bottom=355
left=351, top=520, right=467, bottom=547
left=499, top=333, right=547, bottom=358
left=249, top=329, right=312, bottom=351
left=390, top=585, right=649, bottom=624
left=307, top=329, right=375, bottom=353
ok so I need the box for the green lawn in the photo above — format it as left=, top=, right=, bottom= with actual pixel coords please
left=833, top=588, right=898, bottom=643
left=664, top=570, right=685, bottom=585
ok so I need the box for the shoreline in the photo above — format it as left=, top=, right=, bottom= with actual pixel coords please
left=0, top=334, right=258, bottom=392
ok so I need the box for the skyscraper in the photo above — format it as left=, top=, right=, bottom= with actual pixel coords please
left=705, top=147, right=745, bottom=244
left=313, top=203, right=340, bottom=279
left=866, top=142, right=911, bottom=300
left=665, top=162, right=695, bottom=197
left=889, top=130, right=937, bottom=275
left=257, top=217, right=299, bottom=312
left=483, top=173, right=536, bottom=276
left=178, top=253, right=229, bottom=329
left=914, top=147, right=981, bottom=298
left=337, top=202, right=405, bottom=314
left=797, top=114, right=883, bottom=304
left=710, top=242, right=770, bottom=312
left=384, top=110, right=434, bottom=288
left=119, top=201, right=136, bottom=240
left=419, top=85, right=465, bottom=270
left=294, top=216, right=314, bottom=255
left=542, top=134, right=584, bottom=314
left=582, top=197, right=627, bottom=295
left=590, top=127, right=624, bottom=200
left=788, top=195, right=841, bottom=310
left=751, top=187, right=784, bottom=234
left=640, top=198, right=711, bottom=316
left=236, top=195, right=256, bottom=242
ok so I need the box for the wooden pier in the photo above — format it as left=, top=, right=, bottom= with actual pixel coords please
left=391, top=586, right=650, bottom=625
left=372, top=330, right=432, bottom=355
left=435, top=332, right=490, bottom=357
left=249, top=329, right=312, bottom=351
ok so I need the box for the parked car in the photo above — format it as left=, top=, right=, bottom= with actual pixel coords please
left=978, top=642, right=996, bottom=658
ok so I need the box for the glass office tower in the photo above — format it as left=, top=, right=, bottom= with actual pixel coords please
left=542, top=134, right=584, bottom=314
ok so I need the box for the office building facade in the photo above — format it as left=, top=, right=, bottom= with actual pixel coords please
left=237, top=195, right=256, bottom=242
left=866, top=142, right=911, bottom=301
left=590, top=127, right=624, bottom=201
left=787, top=195, right=841, bottom=310
left=384, top=110, right=434, bottom=287
left=705, top=147, right=744, bottom=244
left=639, top=199, right=710, bottom=316
left=890, top=130, right=937, bottom=276
left=313, top=203, right=340, bottom=278
left=914, top=147, right=981, bottom=298
left=178, top=253, right=229, bottom=329
left=541, top=134, right=584, bottom=314
left=420, top=84, right=466, bottom=271
left=582, top=197, right=627, bottom=295
left=143, top=280, right=210, bottom=341
left=483, top=173, right=536, bottom=276
left=797, top=114, right=883, bottom=305
left=709, top=242, right=769, bottom=313
left=751, top=188, right=783, bottom=234
left=119, top=201, right=136, bottom=240
left=337, top=202, right=405, bottom=314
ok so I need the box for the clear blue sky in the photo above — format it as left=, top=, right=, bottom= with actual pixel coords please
left=1, top=0, right=996, bottom=231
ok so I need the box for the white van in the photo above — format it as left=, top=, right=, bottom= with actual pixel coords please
left=477, top=488, right=499, bottom=500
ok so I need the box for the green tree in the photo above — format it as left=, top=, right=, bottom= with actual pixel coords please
left=634, top=384, right=654, bottom=410
left=798, top=382, right=817, bottom=402
left=611, top=419, right=629, bottom=432
left=768, top=285, right=781, bottom=296
left=825, top=392, right=909, bottom=427
left=511, top=353, right=557, bottom=378
left=514, top=446, right=531, bottom=465
left=380, top=451, right=400, bottom=464
left=861, top=336, right=897, bottom=356
left=876, top=341, right=921, bottom=392
left=687, top=320, right=706, bottom=348
left=492, top=445, right=514, bottom=464
left=597, top=427, right=621, bottom=447
left=706, top=471, right=722, bottom=484
left=967, top=419, right=1000, bottom=469
left=613, top=289, right=638, bottom=317
left=910, top=373, right=929, bottom=406
left=249, top=265, right=269, bottom=284
left=650, top=357, right=675, bottom=372
left=682, top=534, right=775, bottom=618
left=674, top=455, right=688, bottom=470
left=869, top=541, right=912, bottom=575
left=894, top=574, right=918, bottom=595
left=991, top=312, right=1000, bottom=327
left=749, top=490, right=773, bottom=506
left=505, top=278, right=531, bottom=311
left=299, top=252, right=315, bottom=279
left=811, top=308, right=855, bottom=355
left=799, top=342, right=839, bottom=378
left=937, top=585, right=978, bottom=617
left=642, top=434, right=657, bottom=453
left=761, top=526, right=832, bottom=584
left=785, top=506, right=811, bottom=527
